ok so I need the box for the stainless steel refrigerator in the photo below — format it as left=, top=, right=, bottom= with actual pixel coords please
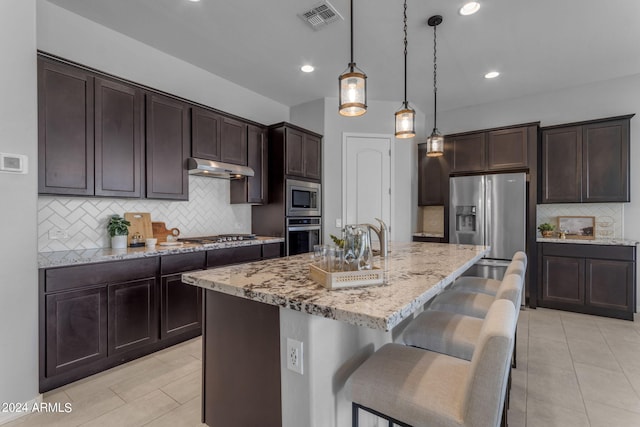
left=449, top=173, right=526, bottom=289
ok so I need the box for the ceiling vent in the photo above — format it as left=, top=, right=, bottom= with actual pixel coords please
left=299, top=1, right=343, bottom=30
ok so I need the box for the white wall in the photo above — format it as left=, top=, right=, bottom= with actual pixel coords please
left=37, top=0, right=289, bottom=125
left=436, top=72, right=640, bottom=305
left=290, top=98, right=325, bottom=136
left=291, top=98, right=426, bottom=244
left=0, top=0, right=39, bottom=421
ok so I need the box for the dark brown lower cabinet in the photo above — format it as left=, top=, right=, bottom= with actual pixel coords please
left=538, top=243, right=636, bottom=320
left=40, top=243, right=282, bottom=392
left=161, top=273, right=202, bottom=339
left=542, top=256, right=585, bottom=305
left=108, top=279, right=158, bottom=356
left=45, top=286, right=108, bottom=377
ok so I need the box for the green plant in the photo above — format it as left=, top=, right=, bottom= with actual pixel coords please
left=537, top=223, right=555, bottom=233
left=107, top=214, right=131, bottom=237
left=329, top=234, right=345, bottom=248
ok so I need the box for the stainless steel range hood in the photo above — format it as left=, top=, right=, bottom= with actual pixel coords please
left=187, top=158, right=254, bottom=179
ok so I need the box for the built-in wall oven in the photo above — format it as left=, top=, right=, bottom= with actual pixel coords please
left=286, top=217, right=321, bottom=256
left=286, top=179, right=321, bottom=217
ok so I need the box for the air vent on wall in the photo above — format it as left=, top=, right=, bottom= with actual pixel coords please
left=299, top=1, right=343, bottom=30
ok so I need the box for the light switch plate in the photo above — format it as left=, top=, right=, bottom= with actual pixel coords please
left=0, top=153, right=28, bottom=174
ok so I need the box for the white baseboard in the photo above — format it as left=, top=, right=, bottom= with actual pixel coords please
left=0, top=395, right=43, bottom=425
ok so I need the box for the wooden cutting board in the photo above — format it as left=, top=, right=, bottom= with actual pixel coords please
left=124, top=212, right=153, bottom=246
left=152, top=221, right=181, bottom=243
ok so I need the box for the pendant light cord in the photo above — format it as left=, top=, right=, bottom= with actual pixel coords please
left=349, top=0, right=354, bottom=70
left=403, top=0, right=408, bottom=106
left=432, top=22, right=438, bottom=131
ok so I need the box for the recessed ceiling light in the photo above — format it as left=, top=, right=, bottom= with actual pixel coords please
left=459, top=2, right=480, bottom=16
left=187, top=0, right=201, bottom=2
left=301, top=65, right=315, bottom=73
left=484, top=71, right=500, bottom=79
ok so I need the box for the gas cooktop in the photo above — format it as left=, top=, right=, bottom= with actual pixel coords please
left=178, top=234, right=257, bottom=245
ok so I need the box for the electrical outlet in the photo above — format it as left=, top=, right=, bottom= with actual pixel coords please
left=49, top=229, right=69, bottom=240
left=286, top=338, right=304, bottom=375
left=335, top=218, right=342, bottom=228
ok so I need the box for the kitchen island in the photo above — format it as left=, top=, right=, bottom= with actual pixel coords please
left=183, top=242, right=488, bottom=427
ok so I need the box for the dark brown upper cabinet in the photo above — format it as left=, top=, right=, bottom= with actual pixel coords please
left=146, top=93, right=190, bottom=200
left=449, top=133, right=486, bottom=174
left=191, top=106, right=223, bottom=161
left=540, top=115, right=632, bottom=203
left=582, top=119, right=630, bottom=202
left=38, top=58, right=144, bottom=198
left=487, top=127, right=528, bottom=170
left=447, top=123, right=536, bottom=174
left=94, top=78, right=143, bottom=197
left=302, top=133, right=322, bottom=180
left=231, top=124, right=267, bottom=205
left=540, top=126, right=582, bottom=203
left=418, top=143, right=445, bottom=206
left=221, top=117, right=248, bottom=166
left=272, top=124, right=322, bottom=181
left=38, top=58, right=95, bottom=196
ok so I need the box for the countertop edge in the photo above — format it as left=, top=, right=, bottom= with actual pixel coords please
left=38, top=237, right=285, bottom=269
left=537, top=237, right=639, bottom=246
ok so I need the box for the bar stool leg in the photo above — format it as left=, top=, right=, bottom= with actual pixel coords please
left=512, top=328, right=517, bottom=369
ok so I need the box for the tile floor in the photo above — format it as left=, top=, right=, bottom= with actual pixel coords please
left=5, top=307, right=640, bottom=427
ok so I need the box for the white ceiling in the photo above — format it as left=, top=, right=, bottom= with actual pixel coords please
left=45, top=0, right=640, bottom=114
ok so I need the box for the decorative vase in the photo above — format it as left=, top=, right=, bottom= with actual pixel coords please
left=111, top=235, right=128, bottom=249
left=541, top=231, right=553, bottom=238
left=343, top=225, right=373, bottom=271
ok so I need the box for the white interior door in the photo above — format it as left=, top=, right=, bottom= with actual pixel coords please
left=343, top=134, right=392, bottom=243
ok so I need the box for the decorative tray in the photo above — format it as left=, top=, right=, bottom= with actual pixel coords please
left=309, top=264, right=385, bottom=290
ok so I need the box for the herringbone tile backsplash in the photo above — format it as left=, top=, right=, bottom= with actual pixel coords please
left=38, top=176, right=252, bottom=252
left=536, top=203, right=624, bottom=239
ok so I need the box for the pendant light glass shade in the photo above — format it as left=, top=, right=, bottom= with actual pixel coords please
left=339, top=66, right=367, bottom=117
left=426, top=131, right=444, bottom=157
left=339, top=0, right=367, bottom=116
left=394, top=0, right=415, bottom=138
left=426, top=15, right=444, bottom=157
left=395, top=103, right=416, bottom=138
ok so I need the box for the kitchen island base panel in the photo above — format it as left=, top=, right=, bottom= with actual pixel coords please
left=202, top=290, right=413, bottom=427
left=280, top=307, right=399, bottom=427
left=203, top=291, right=281, bottom=426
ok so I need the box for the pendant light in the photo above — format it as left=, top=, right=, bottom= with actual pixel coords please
left=395, top=0, right=416, bottom=138
left=426, top=15, right=444, bottom=157
left=338, top=0, right=367, bottom=116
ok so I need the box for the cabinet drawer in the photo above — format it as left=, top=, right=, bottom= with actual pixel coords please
left=541, top=243, right=635, bottom=261
left=45, top=257, right=159, bottom=293
left=161, top=252, right=206, bottom=275
left=207, top=245, right=262, bottom=268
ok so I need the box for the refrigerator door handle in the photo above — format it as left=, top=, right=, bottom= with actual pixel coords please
left=486, top=177, right=492, bottom=250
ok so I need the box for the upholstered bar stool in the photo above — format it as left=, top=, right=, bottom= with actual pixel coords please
left=347, top=300, right=516, bottom=427
left=420, top=273, right=523, bottom=368
left=452, top=252, right=527, bottom=296
left=427, top=274, right=523, bottom=319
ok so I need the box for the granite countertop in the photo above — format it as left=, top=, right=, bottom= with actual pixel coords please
left=182, top=242, right=489, bottom=331
left=537, top=237, right=639, bottom=246
left=38, top=236, right=285, bottom=269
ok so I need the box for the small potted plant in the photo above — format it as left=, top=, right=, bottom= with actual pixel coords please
left=107, top=214, right=131, bottom=249
left=537, top=222, right=555, bottom=238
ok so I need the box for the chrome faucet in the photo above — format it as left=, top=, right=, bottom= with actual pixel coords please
left=364, top=218, right=388, bottom=258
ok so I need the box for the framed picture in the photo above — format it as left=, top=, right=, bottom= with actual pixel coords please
left=557, top=216, right=596, bottom=240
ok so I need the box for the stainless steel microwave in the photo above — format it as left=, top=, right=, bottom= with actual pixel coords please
left=286, top=179, right=321, bottom=217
